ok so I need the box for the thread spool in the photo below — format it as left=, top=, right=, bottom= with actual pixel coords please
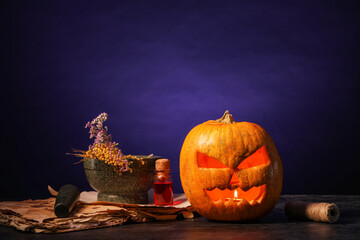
left=285, top=200, right=340, bottom=223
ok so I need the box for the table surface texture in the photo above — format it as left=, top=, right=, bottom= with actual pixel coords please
left=0, top=195, right=359, bottom=240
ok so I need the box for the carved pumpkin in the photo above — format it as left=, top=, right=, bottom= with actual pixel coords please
left=180, top=111, right=283, bottom=221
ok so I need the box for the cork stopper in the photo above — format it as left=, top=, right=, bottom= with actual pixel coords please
left=156, top=159, right=171, bottom=171
left=155, top=159, right=171, bottom=181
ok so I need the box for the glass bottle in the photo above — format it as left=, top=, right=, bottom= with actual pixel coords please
left=154, top=159, right=173, bottom=205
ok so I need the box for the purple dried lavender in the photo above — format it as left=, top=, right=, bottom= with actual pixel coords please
left=84, top=113, right=130, bottom=173
left=120, top=159, right=129, bottom=172
left=85, top=113, right=113, bottom=149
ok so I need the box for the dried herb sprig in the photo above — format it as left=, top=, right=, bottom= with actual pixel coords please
left=70, top=113, right=131, bottom=174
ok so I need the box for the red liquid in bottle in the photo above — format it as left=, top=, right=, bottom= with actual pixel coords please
left=154, top=182, right=173, bottom=205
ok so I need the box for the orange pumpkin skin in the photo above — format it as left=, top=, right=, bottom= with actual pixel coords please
left=180, top=111, right=283, bottom=221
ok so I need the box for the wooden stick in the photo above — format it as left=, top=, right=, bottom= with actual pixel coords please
left=285, top=200, right=340, bottom=223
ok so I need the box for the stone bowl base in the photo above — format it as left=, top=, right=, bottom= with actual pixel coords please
left=97, top=192, right=148, bottom=204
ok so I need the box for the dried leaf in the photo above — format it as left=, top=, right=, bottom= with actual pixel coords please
left=182, top=210, right=194, bottom=219
left=48, top=186, right=58, bottom=196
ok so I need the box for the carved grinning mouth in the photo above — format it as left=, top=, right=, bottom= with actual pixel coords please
left=204, top=185, right=266, bottom=205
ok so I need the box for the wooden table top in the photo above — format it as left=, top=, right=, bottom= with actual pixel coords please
left=0, top=195, right=359, bottom=239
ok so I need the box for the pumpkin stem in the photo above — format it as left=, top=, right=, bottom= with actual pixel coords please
left=216, top=110, right=236, bottom=124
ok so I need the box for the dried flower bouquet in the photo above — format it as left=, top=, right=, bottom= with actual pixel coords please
left=71, top=113, right=149, bottom=175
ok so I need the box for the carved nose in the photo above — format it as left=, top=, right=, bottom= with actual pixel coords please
left=230, top=172, right=240, bottom=184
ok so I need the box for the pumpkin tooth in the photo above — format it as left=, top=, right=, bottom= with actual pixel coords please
left=236, top=199, right=246, bottom=205
left=205, top=187, right=217, bottom=191
left=242, top=198, right=250, bottom=205
left=228, top=184, right=240, bottom=190
left=256, top=192, right=266, bottom=204
left=239, top=185, right=252, bottom=192
left=249, top=200, right=256, bottom=205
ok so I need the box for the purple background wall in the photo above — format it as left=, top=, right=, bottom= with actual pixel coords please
left=1, top=0, right=359, bottom=199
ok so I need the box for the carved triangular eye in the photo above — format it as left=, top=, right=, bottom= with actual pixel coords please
left=197, top=152, right=229, bottom=168
left=237, top=145, right=270, bottom=169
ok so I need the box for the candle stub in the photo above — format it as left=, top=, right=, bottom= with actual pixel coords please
left=225, top=190, right=241, bottom=202
left=285, top=200, right=340, bottom=223
left=225, top=198, right=241, bottom=202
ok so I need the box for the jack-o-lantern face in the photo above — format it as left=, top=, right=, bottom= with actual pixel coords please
left=198, top=145, right=270, bottom=204
left=180, top=111, right=283, bottom=221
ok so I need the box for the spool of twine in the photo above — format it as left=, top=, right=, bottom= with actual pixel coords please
left=285, top=200, right=340, bottom=223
